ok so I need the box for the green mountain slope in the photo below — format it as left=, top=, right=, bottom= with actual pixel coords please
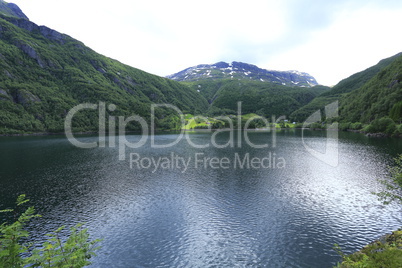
left=290, top=53, right=402, bottom=122
left=340, top=54, right=402, bottom=123
left=184, top=79, right=329, bottom=118
left=0, top=2, right=208, bottom=134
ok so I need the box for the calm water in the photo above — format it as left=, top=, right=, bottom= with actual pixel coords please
left=0, top=130, right=401, bottom=268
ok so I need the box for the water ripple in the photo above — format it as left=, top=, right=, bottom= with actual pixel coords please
left=0, top=132, right=400, bottom=267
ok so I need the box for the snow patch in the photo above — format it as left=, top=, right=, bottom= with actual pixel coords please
left=307, top=81, right=315, bottom=86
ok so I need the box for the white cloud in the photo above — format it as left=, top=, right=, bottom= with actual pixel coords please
left=9, top=0, right=402, bottom=85
left=264, top=5, right=402, bottom=85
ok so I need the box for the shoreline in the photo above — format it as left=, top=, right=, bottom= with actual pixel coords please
left=0, top=128, right=400, bottom=138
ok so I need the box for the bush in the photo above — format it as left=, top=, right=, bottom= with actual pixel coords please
left=0, top=195, right=101, bottom=267
left=350, top=122, right=363, bottom=130
left=362, top=124, right=372, bottom=133
left=394, top=124, right=402, bottom=136
left=335, top=155, right=402, bottom=267
left=389, top=101, right=402, bottom=123
left=339, top=122, right=351, bottom=131
left=365, top=117, right=396, bottom=134
left=374, top=154, right=402, bottom=205
left=334, top=230, right=402, bottom=268
left=309, top=122, right=324, bottom=129
left=294, top=123, right=304, bottom=128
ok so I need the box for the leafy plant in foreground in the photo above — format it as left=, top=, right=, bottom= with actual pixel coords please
left=0, top=194, right=38, bottom=267
left=334, top=155, right=402, bottom=267
left=0, top=195, right=101, bottom=267
left=374, top=154, right=402, bottom=205
left=334, top=230, right=402, bottom=268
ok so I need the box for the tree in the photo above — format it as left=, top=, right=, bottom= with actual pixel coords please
left=334, top=156, right=402, bottom=267
left=374, top=154, right=402, bottom=205
left=0, top=195, right=101, bottom=267
left=390, top=101, right=402, bottom=124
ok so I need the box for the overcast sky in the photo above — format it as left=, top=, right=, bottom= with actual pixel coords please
left=10, top=0, right=402, bottom=86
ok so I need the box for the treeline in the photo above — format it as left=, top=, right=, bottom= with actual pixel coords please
left=301, top=117, right=402, bottom=137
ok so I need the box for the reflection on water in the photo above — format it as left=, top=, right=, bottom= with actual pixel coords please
left=0, top=130, right=400, bottom=268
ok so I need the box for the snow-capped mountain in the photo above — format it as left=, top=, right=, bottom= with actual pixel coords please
left=167, top=61, right=319, bottom=87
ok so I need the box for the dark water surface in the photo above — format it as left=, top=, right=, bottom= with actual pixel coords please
left=0, top=130, right=401, bottom=267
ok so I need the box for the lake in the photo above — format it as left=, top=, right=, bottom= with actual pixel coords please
left=0, top=130, right=401, bottom=267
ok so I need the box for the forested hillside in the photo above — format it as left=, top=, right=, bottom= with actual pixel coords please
left=290, top=53, right=402, bottom=122
left=184, top=79, right=329, bottom=118
left=340, top=54, right=402, bottom=123
left=0, top=0, right=401, bottom=135
left=0, top=3, right=208, bottom=134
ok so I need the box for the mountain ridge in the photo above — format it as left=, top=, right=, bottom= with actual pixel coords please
left=0, top=1, right=400, bottom=135
left=290, top=52, right=402, bottom=122
left=0, top=1, right=208, bottom=134
left=0, top=0, right=28, bottom=20
left=167, top=61, right=319, bottom=88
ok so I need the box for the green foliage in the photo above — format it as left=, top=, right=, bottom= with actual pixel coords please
left=289, top=95, right=339, bottom=123
left=182, top=113, right=276, bottom=130
left=335, top=155, right=402, bottom=268
left=364, top=117, right=396, bottom=134
left=291, top=53, right=402, bottom=123
left=0, top=194, right=40, bottom=267
left=155, top=114, right=183, bottom=130
left=374, top=154, right=402, bottom=205
left=334, top=230, right=402, bottom=268
left=389, top=101, right=402, bottom=123
left=339, top=122, right=364, bottom=131
left=340, top=54, right=402, bottom=124
left=394, top=124, right=402, bottom=136
left=350, top=122, right=363, bottom=130
left=0, top=195, right=101, bottom=267
left=0, top=14, right=208, bottom=134
left=25, top=224, right=101, bottom=268
left=339, top=122, right=351, bottom=131
left=308, top=122, right=325, bottom=130
left=186, top=79, right=325, bottom=118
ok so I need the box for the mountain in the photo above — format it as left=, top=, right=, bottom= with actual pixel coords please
left=1, top=1, right=398, bottom=135
left=182, top=79, right=329, bottom=118
left=340, top=53, right=402, bottom=123
left=167, top=61, right=319, bottom=87
left=0, top=1, right=28, bottom=20
left=167, top=61, right=326, bottom=118
left=289, top=53, right=402, bottom=122
left=0, top=1, right=208, bottom=134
